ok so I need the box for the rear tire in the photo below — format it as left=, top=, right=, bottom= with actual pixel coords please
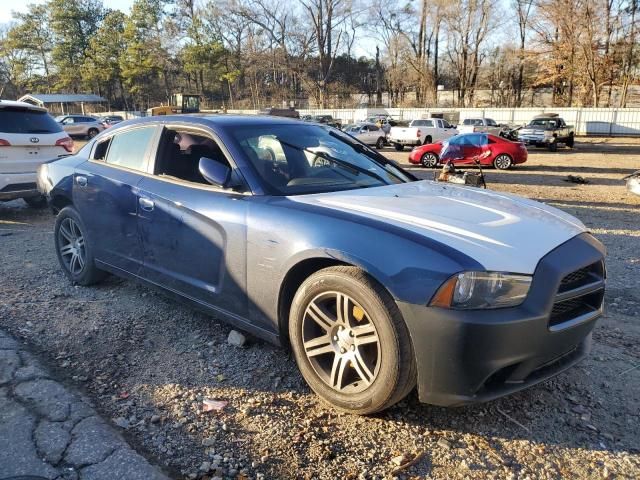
left=375, top=137, right=385, bottom=149
left=289, top=266, right=416, bottom=414
left=493, top=154, right=513, bottom=170
left=24, top=195, right=47, bottom=208
left=54, top=206, right=107, bottom=286
left=394, top=144, right=404, bottom=151
left=566, top=135, right=575, bottom=148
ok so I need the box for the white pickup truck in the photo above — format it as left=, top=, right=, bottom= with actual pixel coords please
left=457, top=118, right=505, bottom=136
left=388, top=118, right=458, bottom=151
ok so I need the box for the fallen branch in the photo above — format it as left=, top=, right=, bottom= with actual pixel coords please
left=391, top=451, right=427, bottom=475
left=496, top=406, right=531, bottom=433
left=618, top=364, right=640, bottom=376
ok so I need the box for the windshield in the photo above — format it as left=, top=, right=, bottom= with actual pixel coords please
left=230, top=124, right=411, bottom=195
left=528, top=118, right=558, bottom=128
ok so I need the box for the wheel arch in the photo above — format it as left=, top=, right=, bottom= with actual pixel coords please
left=277, top=256, right=394, bottom=349
left=50, top=192, right=73, bottom=214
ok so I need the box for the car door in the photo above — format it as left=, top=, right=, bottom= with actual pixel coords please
left=73, top=124, right=159, bottom=275
left=135, top=126, right=250, bottom=319
left=366, top=125, right=381, bottom=144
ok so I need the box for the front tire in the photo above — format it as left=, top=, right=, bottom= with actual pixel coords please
left=420, top=152, right=439, bottom=168
left=54, top=206, right=107, bottom=285
left=493, top=153, right=513, bottom=170
left=394, top=144, right=404, bottom=151
left=548, top=141, right=558, bottom=152
left=289, top=266, right=416, bottom=414
left=87, top=128, right=99, bottom=139
left=423, top=135, right=432, bottom=145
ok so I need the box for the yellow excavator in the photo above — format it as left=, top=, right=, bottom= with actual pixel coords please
left=147, top=93, right=200, bottom=116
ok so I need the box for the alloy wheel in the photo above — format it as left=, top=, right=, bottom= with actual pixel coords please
left=421, top=152, right=438, bottom=168
left=58, top=217, right=86, bottom=275
left=301, top=291, right=381, bottom=394
left=494, top=154, right=512, bottom=170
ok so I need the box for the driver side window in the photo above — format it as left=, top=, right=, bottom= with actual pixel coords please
left=154, top=128, right=231, bottom=185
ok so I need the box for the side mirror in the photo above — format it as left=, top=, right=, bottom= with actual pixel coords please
left=199, top=157, right=230, bottom=188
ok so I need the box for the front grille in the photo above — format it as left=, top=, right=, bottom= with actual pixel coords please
left=558, top=261, right=604, bottom=293
left=0, top=182, right=37, bottom=193
left=550, top=262, right=605, bottom=329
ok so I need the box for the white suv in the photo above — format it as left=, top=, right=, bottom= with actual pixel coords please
left=0, top=100, right=73, bottom=207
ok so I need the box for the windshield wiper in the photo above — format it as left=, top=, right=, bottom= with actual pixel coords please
left=276, top=138, right=390, bottom=185
left=327, top=130, right=412, bottom=182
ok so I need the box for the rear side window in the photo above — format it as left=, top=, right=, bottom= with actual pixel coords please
left=105, top=126, right=156, bottom=172
left=0, top=107, right=63, bottom=134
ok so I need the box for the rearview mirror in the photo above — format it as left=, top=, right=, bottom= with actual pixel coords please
left=199, top=157, right=230, bottom=188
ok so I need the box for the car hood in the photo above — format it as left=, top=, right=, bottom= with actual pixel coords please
left=290, top=181, right=586, bottom=274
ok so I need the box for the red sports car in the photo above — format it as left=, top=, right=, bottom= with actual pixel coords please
left=408, top=133, right=528, bottom=170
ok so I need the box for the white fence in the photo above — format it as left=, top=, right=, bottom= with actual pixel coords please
left=105, top=107, right=640, bottom=136
left=225, top=107, right=640, bottom=136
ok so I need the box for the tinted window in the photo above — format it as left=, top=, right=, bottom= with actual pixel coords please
left=93, top=138, right=111, bottom=160
left=412, top=120, right=434, bottom=127
left=0, top=108, right=63, bottom=134
left=105, top=126, right=156, bottom=171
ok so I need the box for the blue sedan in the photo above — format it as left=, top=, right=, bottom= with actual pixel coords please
left=38, top=115, right=605, bottom=413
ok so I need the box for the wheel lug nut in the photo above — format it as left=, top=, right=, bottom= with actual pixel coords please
left=350, top=345, right=355, bottom=351
left=349, top=331, right=354, bottom=337
left=333, top=336, right=338, bottom=341
left=340, top=348, right=346, bottom=354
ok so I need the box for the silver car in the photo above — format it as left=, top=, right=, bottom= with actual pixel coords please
left=55, top=114, right=105, bottom=138
left=344, top=122, right=387, bottom=149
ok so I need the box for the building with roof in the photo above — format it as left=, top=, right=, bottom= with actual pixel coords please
left=17, top=93, right=107, bottom=114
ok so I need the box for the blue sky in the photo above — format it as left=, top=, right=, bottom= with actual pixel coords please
left=0, top=0, right=135, bottom=23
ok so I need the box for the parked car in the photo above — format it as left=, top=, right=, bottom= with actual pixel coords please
left=307, top=114, right=342, bottom=129
left=388, top=118, right=458, bottom=150
left=518, top=114, right=575, bottom=151
left=408, top=133, right=528, bottom=169
left=258, top=107, right=300, bottom=119
left=364, top=115, right=398, bottom=134
left=38, top=115, right=605, bottom=414
left=458, top=118, right=505, bottom=136
left=55, top=114, right=106, bottom=139
left=343, top=122, right=387, bottom=149
left=0, top=100, right=73, bottom=207
left=98, top=115, right=124, bottom=128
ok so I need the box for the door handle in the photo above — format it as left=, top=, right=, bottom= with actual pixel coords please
left=139, top=197, right=154, bottom=212
left=76, top=176, right=88, bottom=187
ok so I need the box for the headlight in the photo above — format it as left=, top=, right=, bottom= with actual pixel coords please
left=430, top=271, right=532, bottom=309
left=543, top=130, right=554, bottom=138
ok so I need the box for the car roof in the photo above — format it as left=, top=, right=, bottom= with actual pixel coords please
left=108, top=114, right=306, bottom=130
left=0, top=99, right=48, bottom=112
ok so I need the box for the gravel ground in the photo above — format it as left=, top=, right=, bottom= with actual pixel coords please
left=0, top=137, right=639, bottom=479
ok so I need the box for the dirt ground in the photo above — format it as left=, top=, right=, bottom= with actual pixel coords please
left=1, top=137, right=639, bottom=480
